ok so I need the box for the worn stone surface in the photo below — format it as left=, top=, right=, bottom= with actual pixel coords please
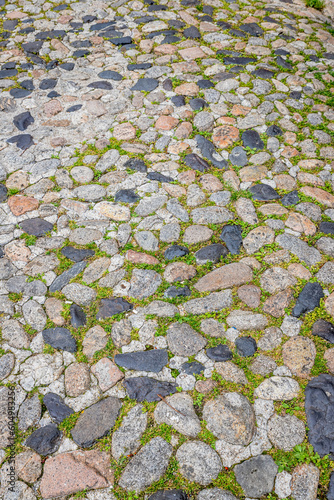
left=176, top=441, right=222, bottom=485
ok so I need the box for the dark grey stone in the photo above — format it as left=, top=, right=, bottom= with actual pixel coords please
left=87, top=81, right=113, bottom=90
left=164, top=286, right=191, bottom=298
left=115, top=189, right=140, bottom=203
left=184, top=26, right=201, bottom=38
left=67, top=104, right=82, bottom=112
left=70, top=304, right=86, bottom=328
left=13, top=111, right=34, bottom=131
left=195, top=135, right=228, bottom=169
left=61, top=246, right=95, bottom=262
left=195, top=244, right=227, bottom=264
left=20, top=218, right=53, bottom=236
left=234, top=455, right=278, bottom=497
left=220, top=225, right=243, bottom=255
left=249, top=184, right=280, bottom=201
left=147, top=172, right=174, bottom=183
left=0, top=184, right=7, bottom=203
left=114, top=350, right=168, bottom=373
left=305, top=374, right=334, bottom=457
left=320, top=222, right=334, bottom=235
left=229, top=146, right=248, bottom=166
left=266, top=124, right=283, bottom=136
left=312, top=319, right=334, bottom=344
left=39, top=78, right=57, bottom=90
left=184, top=153, right=210, bottom=173
left=98, top=70, right=122, bottom=80
left=25, top=424, right=62, bottom=456
left=252, top=68, right=275, bottom=78
left=109, top=36, right=133, bottom=45
left=124, top=377, right=177, bottom=402
left=223, top=56, right=257, bottom=65
left=97, top=297, right=133, bottom=319
left=236, top=337, right=257, bottom=357
left=240, top=22, right=263, bottom=36
left=131, top=78, right=158, bottom=92
left=171, top=95, right=186, bottom=107
left=292, top=282, right=324, bottom=317
left=149, top=490, right=188, bottom=499
left=281, top=190, right=300, bottom=206
left=43, top=393, right=74, bottom=424
left=7, top=133, right=33, bottom=150
left=180, top=361, right=205, bottom=375
left=164, top=245, right=189, bottom=260
left=242, top=130, right=264, bottom=150
left=42, top=327, right=77, bottom=353
left=49, top=261, right=86, bottom=292
left=276, top=55, right=292, bottom=69
left=128, top=63, right=152, bottom=70
left=124, top=158, right=147, bottom=172
left=206, top=344, right=233, bottom=361
left=189, top=98, right=207, bottom=110
left=71, top=397, right=122, bottom=448
left=197, top=80, right=214, bottom=89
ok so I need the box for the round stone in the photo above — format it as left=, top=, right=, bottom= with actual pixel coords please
left=176, top=441, right=222, bottom=485
left=282, top=336, right=316, bottom=378
left=267, top=413, right=306, bottom=451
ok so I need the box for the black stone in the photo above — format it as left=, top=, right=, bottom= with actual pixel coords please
left=124, top=158, right=147, bottom=173
left=305, top=374, right=334, bottom=457
left=242, top=130, right=264, bottom=150
left=164, top=286, right=191, bottom=298
left=180, top=361, right=205, bottom=375
left=195, top=135, right=228, bottom=169
left=49, top=261, right=87, bottom=293
left=66, top=104, right=82, bottom=112
left=25, top=424, right=61, bottom=456
left=22, top=41, right=42, bottom=53
left=275, top=48, right=290, bottom=56
left=48, top=91, right=61, bottom=98
left=199, top=15, right=213, bottom=22
left=195, top=244, right=227, bottom=264
left=21, top=79, right=35, bottom=90
left=252, top=68, right=275, bottom=79
left=223, top=56, right=257, bottom=65
left=115, top=189, right=140, bottom=203
left=73, top=49, right=90, bottom=58
left=0, top=184, right=8, bottom=203
left=168, top=20, right=186, bottom=29
left=320, top=222, right=334, bottom=235
left=53, top=3, right=68, bottom=10
left=127, top=63, right=152, bottom=71
left=149, top=490, right=189, bottom=500
left=229, top=66, right=243, bottom=74
left=61, top=246, right=95, bottom=262
left=266, top=124, right=283, bottom=137
left=203, top=5, right=214, bottom=15
left=236, top=337, right=257, bottom=357
left=43, top=393, right=74, bottom=424
left=328, top=472, right=334, bottom=500
left=213, top=72, right=235, bottom=82
left=264, top=15, right=279, bottom=23
left=292, top=282, right=324, bottom=317
left=171, top=95, right=186, bottom=107
left=249, top=184, right=280, bottom=201
left=184, top=26, right=201, bottom=39
left=20, top=218, right=53, bottom=237
left=42, top=327, right=77, bottom=353
left=60, top=62, right=75, bottom=71
left=184, top=154, right=210, bottom=173
left=217, top=21, right=232, bottom=29
left=207, top=344, right=233, bottom=361
left=148, top=4, right=167, bottom=10
left=97, top=70, right=122, bottom=82
left=312, top=319, right=334, bottom=344
left=281, top=190, right=300, bottom=206
left=109, top=36, right=133, bottom=45
left=189, top=98, right=207, bottom=110
left=220, top=225, right=243, bottom=255
left=70, top=304, right=86, bottom=328
left=87, top=81, right=113, bottom=90
left=36, top=30, right=66, bottom=40
left=97, top=298, right=133, bottom=319
left=0, top=68, right=17, bottom=78
left=163, top=78, right=173, bottom=91
left=124, top=377, right=177, bottom=402
left=10, top=88, right=32, bottom=99
left=2, top=62, right=16, bottom=69
left=290, top=90, right=302, bottom=100
left=90, top=21, right=115, bottom=31
left=229, top=146, right=248, bottom=167
left=3, top=20, right=18, bottom=30
left=240, top=22, right=263, bottom=36
left=164, top=245, right=189, bottom=260
left=134, top=16, right=156, bottom=24
left=229, top=28, right=247, bottom=38
left=131, top=78, right=158, bottom=92
left=13, top=111, right=34, bottom=131
left=147, top=172, right=174, bottom=183
left=324, top=52, right=334, bottom=60
left=7, top=134, right=33, bottom=150
left=276, top=55, right=293, bottom=70
left=197, top=79, right=214, bottom=89
left=114, top=350, right=168, bottom=373
left=71, top=40, right=92, bottom=48
left=83, top=14, right=97, bottom=22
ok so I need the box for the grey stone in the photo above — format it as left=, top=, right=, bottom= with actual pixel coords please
left=176, top=441, right=222, bottom=485
left=22, top=299, right=46, bottom=331
left=267, top=414, right=305, bottom=451
left=191, top=207, right=233, bottom=224
left=184, top=290, right=232, bottom=315
left=18, top=394, right=41, bottom=432
left=0, top=353, right=15, bottom=381
left=160, top=223, right=181, bottom=242
left=167, top=198, right=189, bottom=222
left=296, top=202, right=322, bottom=222
left=250, top=354, right=277, bottom=375
left=167, top=323, right=207, bottom=356
left=290, top=463, right=319, bottom=500
left=149, top=491, right=188, bottom=500
left=234, top=455, right=278, bottom=498
left=201, top=318, right=225, bottom=338
left=229, top=146, right=247, bottom=166
left=62, top=283, right=96, bottom=305
left=119, top=437, right=173, bottom=491
left=203, top=393, right=255, bottom=445
left=226, top=311, right=268, bottom=331
left=73, top=184, right=106, bottom=201
left=111, top=319, right=132, bottom=347
left=112, top=404, right=147, bottom=460
left=2, top=319, right=30, bottom=349
left=71, top=397, right=122, bottom=448
left=49, top=261, right=87, bottom=292
left=197, top=489, right=238, bottom=500
left=82, top=257, right=110, bottom=284
left=254, top=376, right=300, bottom=400
left=316, top=237, right=334, bottom=257
left=154, top=393, right=201, bottom=437
left=142, top=301, right=178, bottom=317
left=136, top=195, right=167, bottom=216
left=135, top=231, right=159, bottom=251
left=276, top=233, right=321, bottom=266
left=129, top=268, right=162, bottom=299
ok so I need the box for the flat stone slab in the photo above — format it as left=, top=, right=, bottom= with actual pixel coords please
left=42, top=327, right=77, bottom=353
left=43, top=393, right=74, bottom=424
left=234, top=455, right=278, bottom=498
left=124, top=377, right=177, bottom=402
left=25, top=424, right=62, bottom=456
left=97, top=298, right=133, bottom=319
left=195, top=263, right=253, bottom=292
left=114, top=349, right=168, bottom=373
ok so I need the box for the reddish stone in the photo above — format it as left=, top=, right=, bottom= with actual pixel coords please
left=195, top=379, right=217, bottom=394
left=174, top=83, right=199, bottom=96
left=212, top=125, right=239, bottom=148
left=8, top=195, right=38, bottom=216
left=126, top=250, right=159, bottom=265
left=200, top=174, right=223, bottom=192
left=91, top=357, right=124, bottom=392
left=179, top=47, right=206, bottom=61
left=155, top=115, right=179, bottom=130
left=301, top=186, right=334, bottom=208
left=40, top=450, right=113, bottom=498
left=178, top=170, right=196, bottom=185
left=281, top=146, right=299, bottom=158
left=113, top=123, right=136, bottom=141
left=44, top=99, right=63, bottom=117
left=231, top=104, right=251, bottom=116
left=175, top=122, right=192, bottom=139
left=262, top=289, right=294, bottom=318
left=285, top=213, right=316, bottom=236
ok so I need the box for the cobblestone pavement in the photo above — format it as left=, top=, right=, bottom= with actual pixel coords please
left=0, top=0, right=334, bottom=498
